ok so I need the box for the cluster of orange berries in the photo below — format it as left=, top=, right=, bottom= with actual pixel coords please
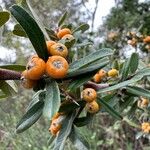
left=21, top=28, right=74, bottom=89
left=127, top=32, right=150, bottom=50
left=81, top=88, right=99, bottom=113
left=49, top=112, right=65, bottom=136
left=138, top=97, right=149, bottom=108
left=93, top=68, right=119, bottom=83
left=141, top=122, right=150, bottom=134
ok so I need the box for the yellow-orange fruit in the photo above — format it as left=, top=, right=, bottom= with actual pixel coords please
left=98, top=69, right=107, bottom=78
left=26, top=55, right=46, bottom=80
left=62, top=34, right=74, bottom=41
left=108, top=69, right=118, bottom=77
left=46, top=40, right=56, bottom=54
left=21, top=70, right=37, bottom=89
left=57, top=28, right=72, bottom=39
left=49, top=43, right=68, bottom=58
left=143, top=36, right=150, bottom=43
left=93, top=73, right=101, bottom=83
left=85, top=101, right=100, bottom=113
left=49, top=119, right=61, bottom=136
left=46, top=56, right=69, bottom=79
left=82, top=88, right=97, bottom=102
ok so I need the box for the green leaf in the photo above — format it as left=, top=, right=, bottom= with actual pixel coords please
left=97, top=97, right=122, bottom=120
left=54, top=112, right=76, bottom=150
left=0, top=11, right=10, bottom=27
left=126, top=86, right=150, bottom=99
left=69, top=126, right=90, bottom=150
left=0, top=64, right=25, bottom=71
left=43, top=79, right=61, bottom=120
left=74, top=42, right=93, bottom=48
left=0, top=80, right=18, bottom=96
left=64, top=39, right=76, bottom=49
left=67, top=57, right=109, bottom=78
left=16, top=100, right=44, bottom=133
left=58, top=11, right=68, bottom=27
left=13, top=24, right=27, bottom=37
left=46, top=28, right=58, bottom=40
left=127, top=101, right=137, bottom=119
left=129, top=53, right=139, bottom=74
left=72, top=23, right=89, bottom=33
left=10, top=5, right=48, bottom=61
left=74, top=113, right=94, bottom=127
left=120, top=58, right=130, bottom=81
left=97, top=75, right=142, bottom=94
left=68, top=74, right=93, bottom=91
left=26, top=90, right=45, bottom=111
left=69, top=48, right=113, bottom=71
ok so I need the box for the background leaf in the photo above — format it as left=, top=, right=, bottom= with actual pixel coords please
left=10, top=5, right=49, bottom=61
left=58, top=11, right=68, bottom=27
left=43, top=79, right=61, bottom=120
left=72, top=23, right=90, bottom=33
left=0, top=11, right=10, bottom=27
left=16, top=101, right=44, bottom=133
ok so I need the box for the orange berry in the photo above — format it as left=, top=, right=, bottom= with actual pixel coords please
left=57, top=28, right=72, bottom=39
left=141, top=98, right=149, bottom=106
left=49, top=43, right=68, bottom=58
left=108, top=69, right=118, bottom=77
left=46, top=56, right=69, bottom=79
left=98, top=69, right=107, bottom=78
left=85, top=101, right=100, bottom=113
left=46, top=40, right=56, bottom=54
left=49, top=119, right=61, bottom=136
left=93, top=73, right=101, bottom=83
left=26, top=55, right=46, bottom=80
left=21, top=70, right=37, bottom=89
left=82, top=88, right=97, bottom=102
left=143, top=36, right=150, bottom=43
left=62, top=34, right=74, bottom=41
left=141, top=122, right=149, bottom=130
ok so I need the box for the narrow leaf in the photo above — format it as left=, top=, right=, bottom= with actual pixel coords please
left=0, top=64, right=25, bottom=71
left=69, top=126, right=90, bottom=150
left=10, top=5, right=48, bottom=60
left=121, top=58, right=130, bottom=81
left=126, top=86, right=150, bottom=99
left=130, top=53, right=139, bottom=74
left=43, top=79, right=61, bottom=120
left=16, top=101, right=44, bottom=133
left=72, top=23, right=89, bottom=33
left=54, top=112, right=76, bottom=150
left=0, top=11, right=10, bottom=27
left=97, top=97, right=122, bottom=120
left=58, top=11, right=68, bottom=27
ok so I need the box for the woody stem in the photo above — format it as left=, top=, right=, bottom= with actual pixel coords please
left=0, top=69, right=21, bottom=80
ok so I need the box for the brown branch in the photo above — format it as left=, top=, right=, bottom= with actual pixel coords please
left=0, top=69, right=21, bottom=80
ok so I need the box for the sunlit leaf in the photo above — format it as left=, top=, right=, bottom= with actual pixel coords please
left=130, top=53, right=139, bottom=74
left=0, top=64, right=25, bottom=71
left=72, top=23, right=89, bottom=33
left=58, top=11, right=68, bottom=27
left=13, top=24, right=27, bottom=37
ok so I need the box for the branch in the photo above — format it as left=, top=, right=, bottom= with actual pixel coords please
left=0, top=69, right=21, bottom=80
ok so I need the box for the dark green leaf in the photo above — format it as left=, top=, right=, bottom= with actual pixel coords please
left=74, top=113, right=94, bottom=127
left=54, top=112, right=77, bottom=150
left=16, top=101, right=44, bottom=133
left=69, top=48, right=113, bottom=71
left=69, top=126, right=90, bottom=150
left=120, top=58, right=130, bottom=81
left=68, top=74, right=92, bottom=91
left=58, top=11, right=68, bottom=27
left=43, top=79, right=61, bottom=119
left=127, top=101, right=137, bottom=119
left=0, top=11, right=10, bottom=27
left=10, top=5, right=48, bottom=60
left=13, top=24, right=27, bottom=37
left=130, top=53, right=139, bottom=74
left=126, top=86, right=150, bottom=99
left=97, top=75, right=142, bottom=94
left=0, top=64, right=25, bottom=71
left=64, top=39, right=76, bottom=49
left=97, top=97, right=122, bottom=120
left=72, top=23, right=89, bottom=33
